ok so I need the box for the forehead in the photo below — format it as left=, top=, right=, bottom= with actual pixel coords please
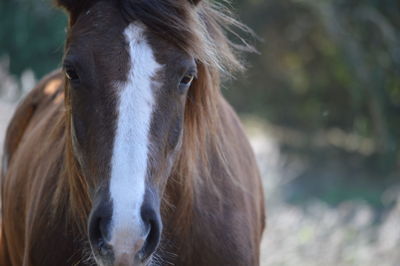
left=65, top=2, right=128, bottom=84
left=66, top=1, right=192, bottom=76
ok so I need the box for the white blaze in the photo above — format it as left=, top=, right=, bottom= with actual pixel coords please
left=109, top=23, right=160, bottom=251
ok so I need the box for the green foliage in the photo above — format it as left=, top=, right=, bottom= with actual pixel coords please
left=226, top=0, right=400, bottom=175
left=0, top=0, right=67, bottom=78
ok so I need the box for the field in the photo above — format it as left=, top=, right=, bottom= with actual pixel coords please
left=0, top=99, right=399, bottom=266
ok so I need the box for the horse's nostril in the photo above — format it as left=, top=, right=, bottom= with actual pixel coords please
left=91, top=217, right=110, bottom=251
left=98, top=237, right=111, bottom=257
left=139, top=206, right=162, bottom=261
left=88, top=193, right=161, bottom=263
left=88, top=206, right=113, bottom=259
left=98, top=217, right=110, bottom=242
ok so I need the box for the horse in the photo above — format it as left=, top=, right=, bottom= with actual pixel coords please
left=0, top=0, right=265, bottom=265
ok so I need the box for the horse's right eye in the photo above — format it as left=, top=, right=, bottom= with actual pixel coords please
left=65, top=66, right=80, bottom=82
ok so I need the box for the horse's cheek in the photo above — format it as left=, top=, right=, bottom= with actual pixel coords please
left=70, top=115, right=88, bottom=163
left=167, top=115, right=183, bottom=150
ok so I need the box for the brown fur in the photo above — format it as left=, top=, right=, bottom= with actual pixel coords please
left=0, top=0, right=265, bottom=265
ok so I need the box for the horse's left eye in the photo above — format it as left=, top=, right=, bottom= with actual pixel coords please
left=180, top=74, right=194, bottom=86
left=178, top=74, right=195, bottom=94
left=65, top=66, right=80, bottom=82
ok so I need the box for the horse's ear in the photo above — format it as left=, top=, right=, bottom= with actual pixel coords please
left=188, top=0, right=202, bottom=6
left=56, top=0, right=84, bottom=13
left=56, top=0, right=95, bottom=25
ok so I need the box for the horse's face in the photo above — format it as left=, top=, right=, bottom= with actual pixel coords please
left=63, top=1, right=196, bottom=265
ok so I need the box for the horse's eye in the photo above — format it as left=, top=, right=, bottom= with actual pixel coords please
left=180, top=74, right=194, bottom=86
left=178, top=74, right=195, bottom=94
left=65, top=66, right=79, bottom=82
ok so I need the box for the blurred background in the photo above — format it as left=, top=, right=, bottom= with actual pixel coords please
left=1, top=0, right=399, bottom=265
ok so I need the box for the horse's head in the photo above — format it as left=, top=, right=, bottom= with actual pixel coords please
left=59, top=0, right=204, bottom=264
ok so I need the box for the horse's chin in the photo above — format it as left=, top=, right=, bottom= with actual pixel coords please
left=91, top=252, right=157, bottom=266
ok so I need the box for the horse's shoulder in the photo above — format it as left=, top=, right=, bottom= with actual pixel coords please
left=217, top=95, right=266, bottom=233
left=1, top=69, right=64, bottom=176
left=218, top=96, right=259, bottom=169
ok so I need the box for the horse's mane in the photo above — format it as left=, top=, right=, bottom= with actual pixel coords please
left=55, top=0, right=254, bottom=233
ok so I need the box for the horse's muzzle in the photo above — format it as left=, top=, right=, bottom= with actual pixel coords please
left=88, top=194, right=162, bottom=265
